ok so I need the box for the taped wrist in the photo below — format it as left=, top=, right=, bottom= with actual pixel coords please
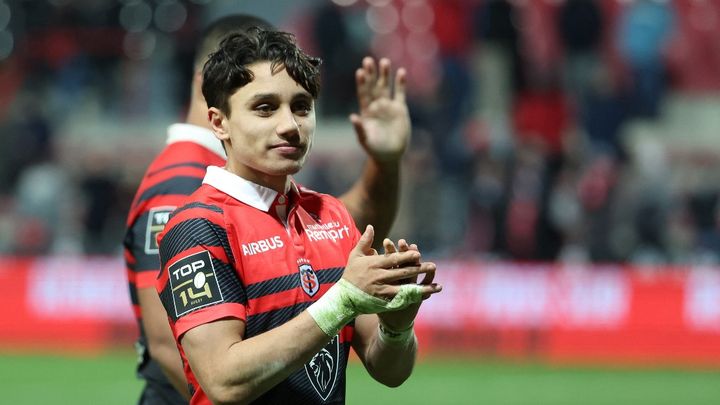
left=307, top=279, right=425, bottom=337
left=307, top=279, right=360, bottom=337
left=378, top=321, right=416, bottom=347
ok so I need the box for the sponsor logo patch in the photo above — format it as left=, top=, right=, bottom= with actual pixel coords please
left=298, top=261, right=319, bottom=297
left=241, top=235, right=284, bottom=256
left=168, top=250, right=223, bottom=317
left=305, top=335, right=339, bottom=401
left=144, top=206, right=175, bottom=254
left=305, top=221, right=351, bottom=243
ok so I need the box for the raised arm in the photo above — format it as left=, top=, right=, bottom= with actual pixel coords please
left=339, top=57, right=411, bottom=242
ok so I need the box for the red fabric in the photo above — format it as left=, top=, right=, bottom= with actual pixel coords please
left=156, top=177, right=361, bottom=404
left=431, top=0, right=474, bottom=56
left=512, top=90, right=570, bottom=155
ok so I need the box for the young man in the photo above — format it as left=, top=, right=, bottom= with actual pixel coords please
left=155, top=29, right=441, bottom=404
left=124, top=15, right=412, bottom=405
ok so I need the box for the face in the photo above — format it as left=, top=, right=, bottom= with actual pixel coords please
left=209, top=61, right=316, bottom=193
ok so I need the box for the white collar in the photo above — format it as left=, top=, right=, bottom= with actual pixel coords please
left=202, top=166, right=282, bottom=212
left=166, top=123, right=226, bottom=160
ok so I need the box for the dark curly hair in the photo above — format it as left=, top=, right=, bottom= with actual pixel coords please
left=202, top=28, right=322, bottom=117
left=193, top=14, right=274, bottom=71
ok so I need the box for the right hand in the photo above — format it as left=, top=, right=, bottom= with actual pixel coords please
left=350, top=57, right=411, bottom=163
left=342, top=225, right=440, bottom=303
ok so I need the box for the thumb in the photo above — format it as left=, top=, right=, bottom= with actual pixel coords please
left=349, top=113, right=367, bottom=148
left=351, top=225, right=376, bottom=257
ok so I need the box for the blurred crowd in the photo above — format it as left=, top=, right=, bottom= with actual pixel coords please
left=1, top=0, right=719, bottom=265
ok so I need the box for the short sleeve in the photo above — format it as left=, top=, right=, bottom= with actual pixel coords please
left=156, top=208, right=247, bottom=338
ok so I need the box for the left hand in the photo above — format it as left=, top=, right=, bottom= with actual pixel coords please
left=350, top=57, right=411, bottom=163
left=376, top=238, right=436, bottom=331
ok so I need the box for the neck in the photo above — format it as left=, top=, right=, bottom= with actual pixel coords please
left=226, top=161, right=290, bottom=195
left=185, top=96, right=212, bottom=128
left=186, top=72, right=212, bottom=128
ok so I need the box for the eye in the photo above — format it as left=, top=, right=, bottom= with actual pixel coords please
left=254, top=103, right=276, bottom=116
left=292, top=100, right=313, bottom=116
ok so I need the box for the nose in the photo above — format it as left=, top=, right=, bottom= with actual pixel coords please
left=276, top=106, right=300, bottom=138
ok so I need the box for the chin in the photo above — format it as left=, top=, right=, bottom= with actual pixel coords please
left=268, top=163, right=303, bottom=176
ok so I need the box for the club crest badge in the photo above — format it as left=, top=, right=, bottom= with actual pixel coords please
left=298, top=262, right=319, bottom=297
left=305, top=335, right=339, bottom=401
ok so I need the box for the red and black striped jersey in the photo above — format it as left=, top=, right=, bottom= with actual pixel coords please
left=123, top=124, right=225, bottom=392
left=156, top=166, right=361, bottom=405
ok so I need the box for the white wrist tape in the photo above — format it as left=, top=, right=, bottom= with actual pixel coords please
left=307, top=278, right=425, bottom=337
left=378, top=321, right=416, bottom=347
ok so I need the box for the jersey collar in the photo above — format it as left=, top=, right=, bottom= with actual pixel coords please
left=202, top=166, right=299, bottom=212
left=166, top=123, right=227, bottom=160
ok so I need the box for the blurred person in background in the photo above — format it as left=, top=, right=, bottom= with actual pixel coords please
left=124, top=13, right=412, bottom=405
left=556, top=0, right=605, bottom=105
left=11, top=107, right=82, bottom=255
left=80, top=152, right=122, bottom=255
left=616, top=0, right=675, bottom=119
left=310, top=2, right=368, bottom=117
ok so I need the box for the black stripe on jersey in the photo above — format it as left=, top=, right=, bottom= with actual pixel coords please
left=212, top=258, right=247, bottom=305
left=245, top=301, right=312, bottom=338
left=316, top=267, right=344, bottom=285
left=147, top=162, right=207, bottom=177
left=246, top=273, right=297, bottom=300
left=136, top=176, right=203, bottom=205
left=245, top=267, right=344, bottom=300
left=171, top=202, right=223, bottom=218
left=160, top=217, right=235, bottom=265
left=158, top=277, right=175, bottom=321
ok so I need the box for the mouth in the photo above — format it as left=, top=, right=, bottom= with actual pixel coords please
left=270, top=143, right=305, bottom=157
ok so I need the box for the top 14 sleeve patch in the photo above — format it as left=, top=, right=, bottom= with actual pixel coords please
left=168, top=250, right=223, bottom=317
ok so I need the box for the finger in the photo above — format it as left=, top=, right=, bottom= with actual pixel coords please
left=383, top=238, right=397, bottom=256
left=400, top=258, right=435, bottom=284
left=394, top=67, right=407, bottom=103
left=363, top=56, right=377, bottom=87
left=418, top=266, right=435, bottom=286
left=385, top=282, right=442, bottom=300
left=376, top=58, right=391, bottom=98
left=396, top=239, right=419, bottom=268
left=420, top=283, right=442, bottom=299
left=420, top=283, right=442, bottom=295
left=383, top=262, right=436, bottom=282
left=351, top=224, right=375, bottom=257
left=397, top=239, right=409, bottom=252
left=375, top=250, right=421, bottom=269
left=355, top=68, right=370, bottom=111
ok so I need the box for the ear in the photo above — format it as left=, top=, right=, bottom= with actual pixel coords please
left=208, top=107, right=230, bottom=142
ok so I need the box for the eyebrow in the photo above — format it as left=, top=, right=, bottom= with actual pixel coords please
left=248, top=91, right=312, bottom=103
left=248, top=93, right=279, bottom=102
